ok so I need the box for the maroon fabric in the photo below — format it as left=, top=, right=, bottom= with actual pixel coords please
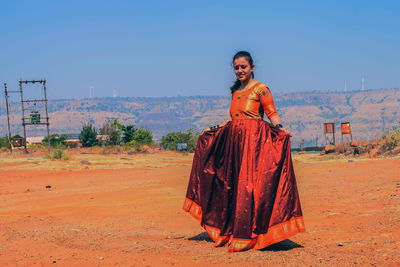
left=185, top=119, right=303, bottom=240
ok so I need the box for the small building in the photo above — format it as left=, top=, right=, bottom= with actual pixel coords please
left=26, top=136, right=45, bottom=145
left=65, top=133, right=82, bottom=148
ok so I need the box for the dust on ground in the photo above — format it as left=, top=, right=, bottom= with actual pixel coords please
left=0, top=150, right=399, bottom=266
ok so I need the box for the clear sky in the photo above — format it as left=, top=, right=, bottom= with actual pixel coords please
left=1, top=0, right=399, bottom=99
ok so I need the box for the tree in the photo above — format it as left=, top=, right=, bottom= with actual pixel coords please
left=0, top=137, right=10, bottom=149
left=79, top=123, right=98, bottom=147
left=132, top=127, right=153, bottom=145
left=121, top=125, right=136, bottom=143
left=42, top=134, right=68, bottom=148
left=99, top=119, right=122, bottom=146
left=160, top=128, right=199, bottom=152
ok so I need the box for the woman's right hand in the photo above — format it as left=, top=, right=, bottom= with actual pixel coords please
left=201, top=127, right=211, bottom=134
left=201, top=120, right=230, bottom=134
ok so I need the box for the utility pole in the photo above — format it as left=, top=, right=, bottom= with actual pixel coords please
left=15, top=79, right=51, bottom=154
left=3, top=83, right=12, bottom=153
left=19, top=79, right=28, bottom=153
left=43, top=79, right=51, bottom=154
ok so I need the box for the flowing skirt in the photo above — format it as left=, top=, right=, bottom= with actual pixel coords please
left=183, top=119, right=305, bottom=252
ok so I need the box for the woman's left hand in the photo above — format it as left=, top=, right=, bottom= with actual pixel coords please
left=279, top=127, right=292, bottom=137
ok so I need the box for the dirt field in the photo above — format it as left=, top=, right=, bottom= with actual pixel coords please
left=0, top=150, right=399, bottom=266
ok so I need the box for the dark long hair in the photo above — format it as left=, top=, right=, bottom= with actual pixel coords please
left=230, top=51, right=254, bottom=94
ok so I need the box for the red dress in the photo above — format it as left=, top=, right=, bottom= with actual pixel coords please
left=183, top=81, right=305, bottom=252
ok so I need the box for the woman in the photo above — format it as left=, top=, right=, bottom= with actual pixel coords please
left=183, top=51, right=305, bottom=252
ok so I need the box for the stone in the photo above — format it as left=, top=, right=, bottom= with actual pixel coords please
left=350, top=141, right=359, bottom=147
left=369, top=149, right=378, bottom=158
left=324, top=144, right=335, bottom=154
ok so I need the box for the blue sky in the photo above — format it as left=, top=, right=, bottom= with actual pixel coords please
left=1, top=0, right=399, bottom=99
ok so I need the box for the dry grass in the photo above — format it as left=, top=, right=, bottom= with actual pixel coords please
left=0, top=148, right=192, bottom=171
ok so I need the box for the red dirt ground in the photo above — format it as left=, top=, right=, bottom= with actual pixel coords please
left=0, top=152, right=399, bottom=266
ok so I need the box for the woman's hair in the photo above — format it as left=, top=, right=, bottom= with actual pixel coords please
left=230, top=51, right=254, bottom=94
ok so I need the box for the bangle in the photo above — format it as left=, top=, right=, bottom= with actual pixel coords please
left=275, top=124, right=283, bottom=129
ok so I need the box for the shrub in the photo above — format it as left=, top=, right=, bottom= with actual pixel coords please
left=53, top=149, right=64, bottom=159
left=160, top=128, right=199, bottom=152
left=43, top=149, right=69, bottom=160
left=381, top=122, right=400, bottom=151
left=0, top=137, right=10, bottom=149
left=100, top=119, right=122, bottom=146
left=121, top=125, right=136, bottom=143
left=132, top=127, right=153, bottom=146
left=123, top=140, right=141, bottom=153
left=42, top=134, right=68, bottom=148
left=79, top=123, right=99, bottom=147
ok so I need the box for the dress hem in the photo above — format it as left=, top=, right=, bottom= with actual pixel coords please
left=183, top=197, right=305, bottom=252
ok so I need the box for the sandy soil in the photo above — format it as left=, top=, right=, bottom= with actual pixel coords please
left=0, top=151, right=399, bottom=266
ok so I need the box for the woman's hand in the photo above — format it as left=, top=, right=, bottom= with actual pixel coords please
left=201, top=127, right=211, bottom=134
left=219, top=120, right=230, bottom=128
left=279, top=127, right=292, bottom=137
left=270, top=115, right=292, bottom=137
left=201, top=120, right=230, bottom=134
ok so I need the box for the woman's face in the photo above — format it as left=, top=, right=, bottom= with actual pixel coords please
left=233, top=57, right=254, bottom=83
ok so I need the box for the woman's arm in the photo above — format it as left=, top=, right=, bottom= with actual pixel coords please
left=269, top=114, right=292, bottom=136
left=258, top=85, right=292, bottom=136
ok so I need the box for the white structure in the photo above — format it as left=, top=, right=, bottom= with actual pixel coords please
left=89, top=86, right=94, bottom=98
left=361, top=77, right=365, bottom=90
left=26, top=136, right=45, bottom=144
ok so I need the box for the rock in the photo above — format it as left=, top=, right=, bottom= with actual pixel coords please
left=369, top=149, right=378, bottom=158
left=80, top=160, right=91, bottom=165
left=298, top=151, right=307, bottom=154
left=324, top=144, right=336, bottom=154
left=99, top=257, right=104, bottom=260
left=350, top=141, right=359, bottom=147
left=140, top=145, right=154, bottom=153
left=40, top=218, right=45, bottom=221
left=337, top=242, right=343, bottom=246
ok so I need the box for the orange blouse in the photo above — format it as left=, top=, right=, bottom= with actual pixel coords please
left=229, top=81, right=278, bottom=120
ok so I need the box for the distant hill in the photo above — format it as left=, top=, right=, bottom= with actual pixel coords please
left=1, top=88, right=399, bottom=147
